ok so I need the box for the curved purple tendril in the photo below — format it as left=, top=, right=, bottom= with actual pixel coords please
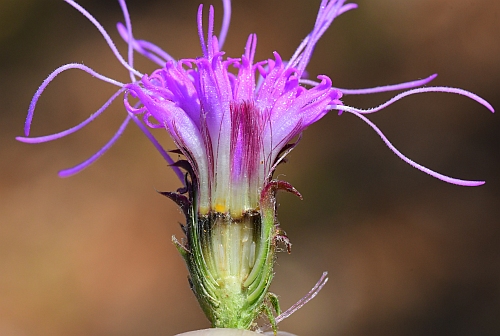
left=135, top=39, right=174, bottom=64
left=218, top=0, right=231, bottom=49
left=300, top=74, right=438, bottom=93
left=24, top=63, right=125, bottom=136
left=64, top=0, right=142, bottom=78
left=118, top=0, right=136, bottom=82
left=301, top=74, right=438, bottom=94
left=292, top=0, right=358, bottom=74
left=344, top=110, right=485, bottom=186
left=338, top=2, right=358, bottom=15
left=129, top=114, right=185, bottom=184
left=116, top=23, right=173, bottom=66
left=336, top=74, right=438, bottom=95
left=333, top=86, right=494, bottom=115
left=287, top=35, right=310, bottom=71
left=315, top=1, right=357, bottom=41
left=291, top=1, right=358, bottom=72
left=17, top=87, right=126, bottom=144
left=58, top=115, right=132, bottom=178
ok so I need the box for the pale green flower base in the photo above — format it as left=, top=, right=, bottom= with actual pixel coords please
left=175, top=328, right=297, bottom=336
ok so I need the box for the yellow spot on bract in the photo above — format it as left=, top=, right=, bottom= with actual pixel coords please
left=214, top=203, right=226, bottom=213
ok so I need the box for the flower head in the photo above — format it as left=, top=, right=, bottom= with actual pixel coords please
left=123, top=3, right=345, bottom=218
left=18, top=0, right=494, bottom=332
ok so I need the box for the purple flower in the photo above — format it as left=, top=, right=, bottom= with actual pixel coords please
left=17, top=0, right=495, bottom=330
left=18, top=1, right=493, bottom=201
left=123, top=2, right=349, bottom=218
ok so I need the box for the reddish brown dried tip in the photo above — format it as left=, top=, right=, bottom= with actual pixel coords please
left=261, top=180, right=303, bottom=203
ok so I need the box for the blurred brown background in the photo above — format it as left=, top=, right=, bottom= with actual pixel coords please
left=1, top=0, right=499, bottom=335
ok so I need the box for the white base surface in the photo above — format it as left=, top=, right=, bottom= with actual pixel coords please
left=175, top=328, right=297, bottom=336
